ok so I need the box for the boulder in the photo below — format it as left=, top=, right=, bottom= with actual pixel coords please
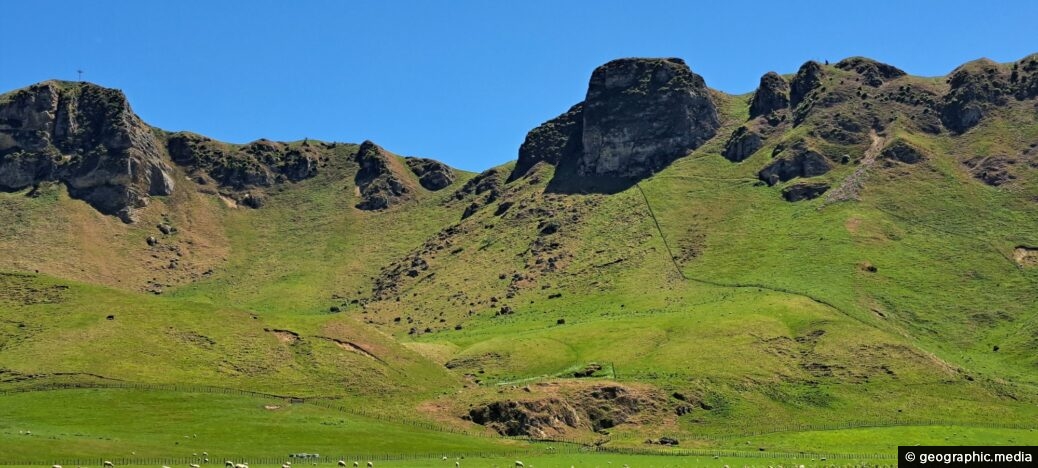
left=577, top=58, right=719, bottom=179
left=749, top=72, right=790, bottom=118
left=880, top=140, right=926, bottom=164
left=405, top=157, right=455, bottom=190
left=722, top=126, right=763, bottom=162
left=781, top=181, right=831, bottom=201
left=758, top=143, right=831, bottom=185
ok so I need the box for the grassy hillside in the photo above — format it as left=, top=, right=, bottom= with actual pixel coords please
left=2, top=57, right=1038, bottom=461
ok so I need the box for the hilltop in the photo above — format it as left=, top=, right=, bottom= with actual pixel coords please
left=1, top=54, right=1037, bottom=458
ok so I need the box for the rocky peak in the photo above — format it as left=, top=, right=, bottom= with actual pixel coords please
left=0, top=80, right=173, bottom=222
left=790, top=60, right=825, bottom=108
left=941, top=58, right=1011, bottom=133
left=749, top=72, right=790, bottom=118
left=509, top=103, right=583, bottom=181
left=578, top=58, right=719, bottom=179
left=354, top=140, right=415, bottom=210
left=834, top=57, right=906, bottom=87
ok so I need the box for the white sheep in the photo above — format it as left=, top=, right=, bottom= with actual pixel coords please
left=235, top=464, right=248, bottom=468
left=225, top=462, right=233, bottom=468
left=52, top=465, right=62, bottom=468
left=338, top=461, right=346, bottom=467
left=367, top=463, right=373, bottom=468
left=163, top=465, right=171, bottom=468
left=190, top=464, right=200, bottom=468
left=515, top=462, right=524, bottom=468
left=104, top=462, right=114, bottom=468
left=352, top=463, right=358, bottom=468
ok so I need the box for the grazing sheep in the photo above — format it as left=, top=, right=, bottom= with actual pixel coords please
left=367, top=463, right=373, bottom=468
left=190, top=464, right=200, bottom=468
left=235, top=464, right=248, bottom=468
left=455, top=463, right=460, bottom=468
left=104, top=462, right=114, bottom=468
left=338, top=461, right=347, bottom=467
left=53, top=465, right=62, bottom=468
left=442, top=457, right=448, bottom=461
left=225, top=462, right=234, bottom=468
left=163, top=465, right=172, bottom=468
left=353, top=463, right=358, bottom=468
left=515, top=462, right=524, bottom=468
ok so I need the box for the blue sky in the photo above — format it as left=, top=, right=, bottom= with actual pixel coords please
left=2, top=1, right=1036, bottom=171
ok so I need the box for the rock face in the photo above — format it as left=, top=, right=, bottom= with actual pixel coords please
left=167, top=134, right=319, bottom=190
left=790, top=61, right=825, bottom=108
left=354, top=141, right=414, bottom=210
left=749, top=72, right=790, bottom=118
left=405, top=157, right=455, bottom=190
left=0, top=81, right=174, bottom=222
left=1012, top=54, right=1038, bottom=100
left=510, top=103, right=583, bottom=181
left=466, top=384, right=662, bottom=438
left=941, top=59, right=1011, bottom=133
left=758, top=143, right=831, bottom=185
left=782, top=181, right=830, bottom=201
left=835, top=57, right=906, bottom=87
left=578, top=58, right=719, bottom=179
left=722, top=126, right=764, bottom=162
left=880, top=140, right=926, bottom=164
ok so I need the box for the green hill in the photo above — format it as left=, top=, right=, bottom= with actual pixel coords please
left=1, top=55, right=1037, bottom=462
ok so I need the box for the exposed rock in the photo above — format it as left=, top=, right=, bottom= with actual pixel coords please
left=781, top=181, right=830, bottom=201
left=354, top=141, right=414, bottom=210
left=405, top=157, right=455, bottom=190
left=964, top=155, right=1018, bottom=186
left=880, top=140, right=926, bottom=164
left=0, top=81, right=174, bottom=222
left=166, top=134, right=318, bottom=190
left=941, top=59, right=1011, bottom=133
left=790, top=61, right=825, bottom=108
left=758, top=143, right=831, bottom=185
left=466, top=384, right=662, bottom=437
left=577, top=58, right=719, bottom=179
left=835, top=57, right=906, bottom=87
left=749, top=72, right=790, bottom=118
left=510, top=103, right=583, bottom=181
left=1014, top=246, right=1038, bottom=267
left=722, top=126, right=763, bottom=162
left=1011, top=54, right=1038, bottom=100
left=452, top=167, right=502, bottom=200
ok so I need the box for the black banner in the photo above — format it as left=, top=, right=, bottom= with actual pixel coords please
left=898, top=446, right=1037, bottom=467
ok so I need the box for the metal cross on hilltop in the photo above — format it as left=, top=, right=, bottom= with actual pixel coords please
left=77, top=69, right=84, bottom=81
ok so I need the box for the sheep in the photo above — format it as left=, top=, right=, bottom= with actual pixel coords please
left=353, top=463, right=358, bottom=468
left=338, top=462, right=347, bottom=468
left=282, top=465, right=291, bottom=468
left=53, top=465, right=62, bottom=468
left=104, top=462, right=114, bottom=468
left=455, top=463, right=460, bottom=468
left=515, top=462, right=524, bottom=468
left=367, top=462, right=373, bottom=468
left=190, top=464, right=200, bottom=468
left=225, top=462, right=234, bottom=468
left=163, top=465, right=171, bottom=468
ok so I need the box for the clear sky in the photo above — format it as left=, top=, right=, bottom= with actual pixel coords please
left=2, top=1, right=1036, bottom=172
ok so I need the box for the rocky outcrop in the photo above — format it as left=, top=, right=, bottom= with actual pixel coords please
left=722, top=126, right=763, bottom=162
left=405, top=157, right=455, bottom=190
left=510, top=104, right=583, bottom=181
left=758, top=142, right=831, bottom=185
left=782, top=181, right=830, bottom=201
left=880, top=140, right=926, bottom=164
left=0, top=81, right=173, bottom=222
left=577, top=58, right=719, bottom=179
left=1011, top=54, right=1038, bottom=100
left=749, top=72, right=790, bottom=118
left=941, top=59, right=1011, bottom=133
left=466, top=384, right=662, bottom=437
left=168, top=134, right=314, bottom=189
left=790, top=61, right=825, bottom=108
left=835, top=57, right=906, bottom=87
left=354, top=141, right=414, bottom=210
